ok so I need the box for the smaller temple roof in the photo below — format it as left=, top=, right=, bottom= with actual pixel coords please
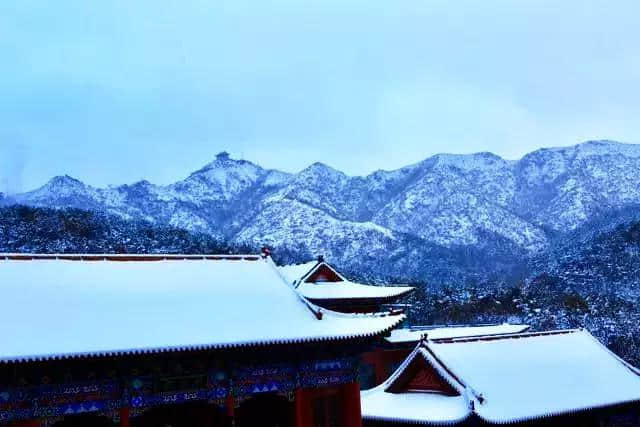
left=386, top=324, right=530, bottom=345
left=363, top=329, right=640, bottom=425
left=278, top=259, right=414, bottom=302
left=362, top=345, right=471, bottom=425
left=0, top=254, right=404, bottom=363
left=297, top=280, right=414, bottom=301
left=279, top=261, right=318, bottom=284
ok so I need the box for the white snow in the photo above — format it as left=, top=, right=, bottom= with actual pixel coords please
left=0, top=256, right=404, bottom=362
left=433, top=152, right=508, bottom=172
left=548, top=140, right=640, bottom=160
left=386, top=324, right=530, bottom=344
left=430, top=329, right=640, bottom=423
left=362, top=389, right=471, bottom=425
left=297, top=280, right=414, bottom=301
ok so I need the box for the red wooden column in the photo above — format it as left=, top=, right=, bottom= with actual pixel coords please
left=13, top=420, right=42, bottom=427
left=294, top=388, right=312, bottom=427
left=374, top=352, right=388, bottom=386
left=199, top=402, right=216, bottom=427
left=225, top=393, right=236, bottom=426
left=362, top=350, right=388, bottom=386
left=341, top=382, right=362, bottom=427
left=120, top=407, right=130, bottom=427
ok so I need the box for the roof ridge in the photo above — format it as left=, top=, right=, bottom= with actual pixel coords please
left=580, top=330, right=640, bottom=376
left=0, top=253, right=263, bottom=261
left=264, top=255, right=326, bottom=320
left=298, top=260, right=345, bottom=284
left=410, top=322, right=518, bottom=330
left=430, top=328, right=579, bottom=344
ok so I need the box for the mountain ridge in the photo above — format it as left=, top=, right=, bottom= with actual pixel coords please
left=4, top=139, right=640, bottom=284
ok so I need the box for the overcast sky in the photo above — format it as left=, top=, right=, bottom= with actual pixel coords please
left=1, top=0, right=639, bottom=192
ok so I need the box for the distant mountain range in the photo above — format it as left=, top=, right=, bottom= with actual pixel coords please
left=3, top=140, right=640, bottom=285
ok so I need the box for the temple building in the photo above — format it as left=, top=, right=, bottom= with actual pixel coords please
left=278, top=257, right=414, bottom=313
left=361, top=329, right=640, bottom=426
left=0, top=253, right=405, bottom=427
left=3, top=252, right=640, bottom=427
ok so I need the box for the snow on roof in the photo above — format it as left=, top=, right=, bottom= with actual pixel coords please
left=362, top=346, right=471, bottom=425
left=278, top=260, right=414, bottom=301
left=431, top=329, right=640, bottom=423
left=363, top=388, right=471, bottom=425
left=278, top=260, right=318, bottom=284
left=298, top=280, right=414, bottom=301
left=363, top=329, right=640, bottom=425
left=0, top=254, right=404, bottom=363
left=386, top=324, right=530, bottom=344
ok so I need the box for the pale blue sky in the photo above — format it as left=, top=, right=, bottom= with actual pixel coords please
left=1, top=1, right=639, bottom=192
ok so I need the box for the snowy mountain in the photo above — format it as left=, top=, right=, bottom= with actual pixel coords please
left=5, top=140, right=640, bottom=283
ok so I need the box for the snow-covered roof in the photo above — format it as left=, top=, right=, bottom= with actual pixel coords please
left=363, top=329, right=640, bottom=425
left=386, top=324, right=530, bottom=344
left=362, top=346, right=471, bottom=425
left=278, top=260, right=414, bottom=301
left=297, top=280, right=414, bottom=301
left=363, top=388, right=471, bottom=425
left=0, top=254, right=404, bottom=363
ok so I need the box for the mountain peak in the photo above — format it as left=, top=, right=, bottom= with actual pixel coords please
left=179, top=152, right=265, bottom=201
left=431, top=151, right=507, bottom=171
left=17, top=174, right=93, bottom=202
left=46, top=175, right=85, bottom=188
left=580, top=139, right=625, bottom=147
left=191, top=152, right=261, bottom=176
left=126, top=179, right=153, bottom=189
left=303, top=161, right=344, bottom=175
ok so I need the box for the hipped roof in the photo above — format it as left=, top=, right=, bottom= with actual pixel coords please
left=362, top=329, right=640, bottom=424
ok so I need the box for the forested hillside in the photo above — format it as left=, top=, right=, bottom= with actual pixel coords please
left=0, top=205, right=241, bottom=255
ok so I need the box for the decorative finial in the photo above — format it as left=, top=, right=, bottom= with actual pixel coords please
left=261, top=247, right=271, bottom=258
left=420, top=333, right=429, bottom=344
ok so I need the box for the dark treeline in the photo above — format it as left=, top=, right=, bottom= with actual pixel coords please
left=0, top=205, right=252, bottom=255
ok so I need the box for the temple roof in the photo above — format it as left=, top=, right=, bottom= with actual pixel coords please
left=0, top=254, right=404, bottom=363
left=363, top=329, right=640, bottom=425
left=278, top=260, right=414, bottom=301
left=296, top=280, right=414, bottom=301
left=385, top=324, right=530, bottom=344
